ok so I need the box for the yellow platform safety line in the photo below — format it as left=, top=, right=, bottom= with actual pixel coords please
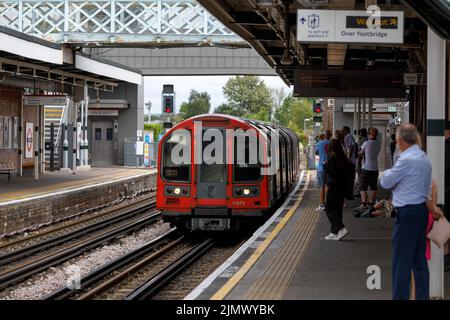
left=210, top=171, right=311, bottom=300
left=0, top=169, right=155, bottom=203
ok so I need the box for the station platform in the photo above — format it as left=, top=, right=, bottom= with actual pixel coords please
left=186, top=170, right=450, bottom=300
left=0, top=167, right=156, bottom=237
left=0, top=167, right=155, bottom=204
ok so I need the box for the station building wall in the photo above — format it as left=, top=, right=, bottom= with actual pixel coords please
left=0, top=86, right=37, bottom=173
left=87, top=82, right=144, bottom=166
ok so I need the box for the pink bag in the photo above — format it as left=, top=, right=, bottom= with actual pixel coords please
left=427, top=217, right=450, bottom=249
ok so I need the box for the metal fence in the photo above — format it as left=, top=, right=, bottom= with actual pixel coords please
left=124, top=138, right=158, bottom=168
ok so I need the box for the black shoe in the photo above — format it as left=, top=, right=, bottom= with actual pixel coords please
left=353, top=211, right=362, bottom=218
left=361, top=210, right=374, bottom=218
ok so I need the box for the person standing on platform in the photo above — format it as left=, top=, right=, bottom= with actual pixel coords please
left=380, top=123, right=443, bottom=300
left=323, top=139, right=350, bottom=241
left=356, top=128, right=368, bottom=193
left=358, top=127, right=381, bottom=209
left=390, top=133, right=397, bottom=166
left=342, top=126, right=357, bottom=200
left=315, top=130, right=331, bottom=211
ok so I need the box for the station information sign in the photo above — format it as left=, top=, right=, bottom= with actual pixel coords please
left=24, top=95, right=68, bottom=106
left=25, top=122, right=33, bottom=159
left=297, top=9, right=404, bottom=44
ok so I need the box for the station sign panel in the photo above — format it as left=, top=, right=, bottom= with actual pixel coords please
left=24, top=95, right=68, bottom=106
left=297, top=9, right=404, bottom=44
left=88, top=109, right=118, bottom=116
left=403, top=73, right=426, bottom=86
left=25, top=122, right=33, bottom=159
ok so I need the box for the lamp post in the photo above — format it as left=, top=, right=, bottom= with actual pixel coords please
left=145, top=101, right=152, bottom=125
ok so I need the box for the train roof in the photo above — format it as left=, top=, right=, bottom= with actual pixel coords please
left=162, top=114, right=298, bottom=144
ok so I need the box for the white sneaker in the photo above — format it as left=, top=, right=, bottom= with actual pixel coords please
left=315, top=204, right=325, bottom=212
left=325, top=233, right=340, bottom=240
left=336, top=228, right=349, bottom=240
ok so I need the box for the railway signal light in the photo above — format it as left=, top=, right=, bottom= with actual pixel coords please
left=313, top=101, right=322, bottom=113
left=163, top=96, right=174, bottom=114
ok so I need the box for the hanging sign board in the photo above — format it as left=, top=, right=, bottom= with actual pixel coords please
left=136, top=141, right=144, bottom=156
left=297, top=9, right=404, bottom=44
left=88, top=109, right=118, bottom=116
left=24, top=95, right=68, bottom=106
left=25, top=122, right=33, bottom=158
left=403, top=73, right=426, bottom=86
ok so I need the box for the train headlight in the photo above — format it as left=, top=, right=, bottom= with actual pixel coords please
left=174, top=187, right=181, bottom=195
left=243, top=188, right=250, bottom=196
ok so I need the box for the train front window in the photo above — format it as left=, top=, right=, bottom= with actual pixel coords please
left=234, top=136, right=261, bottom=182
left=162, top=130, right=191, bottom=182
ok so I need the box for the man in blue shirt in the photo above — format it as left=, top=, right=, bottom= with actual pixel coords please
left=315, top=130, right=331, bottom=211
left=381, top=123, right=442, bottom=300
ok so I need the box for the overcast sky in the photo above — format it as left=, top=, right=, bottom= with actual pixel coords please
left=143, top=76, right=291, bottom=115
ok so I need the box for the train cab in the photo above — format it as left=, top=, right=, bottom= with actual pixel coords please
left=156, top=114, right=299, bottom=231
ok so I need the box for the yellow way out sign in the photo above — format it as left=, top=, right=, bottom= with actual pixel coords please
left=297, top=9, right=404, bottom=44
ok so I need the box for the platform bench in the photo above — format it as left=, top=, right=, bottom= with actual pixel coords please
left=0, top=162, right=15, bottom=183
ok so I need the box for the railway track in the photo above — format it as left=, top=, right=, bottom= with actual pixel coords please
left=41, top=227, right=179, bottom=300
left=41, top=233, right=213, bottom=300
left=0, top=196, right=156, bottom=267
left=125, top=239, right=214, bottom=300
left=0, top=208, right=161, bottom=291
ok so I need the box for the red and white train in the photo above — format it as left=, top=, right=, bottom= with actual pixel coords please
left=156, top=114, right=299, bottom=231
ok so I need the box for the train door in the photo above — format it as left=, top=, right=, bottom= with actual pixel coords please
left=196, top=129, right=227, bottom=200
left=91, top=120, right=114, bottom=166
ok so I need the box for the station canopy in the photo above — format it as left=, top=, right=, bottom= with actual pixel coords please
left=198, top=0, right=450, bottom=96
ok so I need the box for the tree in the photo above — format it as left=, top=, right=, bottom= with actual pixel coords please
left=271, top=87, right=287, bottom=120
left=215, top=76, right=273, bottom=121
left=144, top=123, right=163, bottom=141
left=214, top=103, right=235, bottom=115
left=274, top=95, right=314, bottom=145
left=179, top=90, right=211, bottom=120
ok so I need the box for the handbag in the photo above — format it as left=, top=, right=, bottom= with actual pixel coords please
left=427, top=217, right=450, bottom=249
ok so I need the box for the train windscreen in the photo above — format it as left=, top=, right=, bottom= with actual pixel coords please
left=162, top=131, right=190, bottom=182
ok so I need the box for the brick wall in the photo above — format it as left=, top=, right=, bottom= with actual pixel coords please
left=0, top=86, right=21, bottom=166
left=0, top=172, right=156, bottom=236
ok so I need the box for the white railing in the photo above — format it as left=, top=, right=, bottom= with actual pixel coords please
left=0, top=0, right=242, bottom=45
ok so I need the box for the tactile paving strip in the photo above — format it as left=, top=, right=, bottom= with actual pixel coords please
left=245, top=180, right=321, bottom=300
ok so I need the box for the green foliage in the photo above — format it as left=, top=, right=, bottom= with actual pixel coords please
left=144, top=123, right=163, bottom=141
left=215, top=76, right=272, bottom=121
left=179, top=90, right=211, bottom=120
left=274, top=95, right=314, bottom=145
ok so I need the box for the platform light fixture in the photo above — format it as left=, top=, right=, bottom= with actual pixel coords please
left=257, top=0, right=280, bottom=8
